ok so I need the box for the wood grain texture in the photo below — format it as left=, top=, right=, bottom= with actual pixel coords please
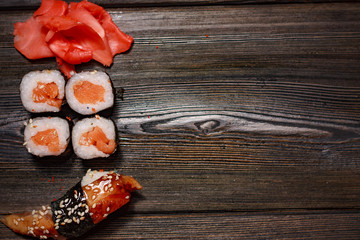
left=0, top=1, right=359, bottom=239
left=1, top=211, right=360, bottom=239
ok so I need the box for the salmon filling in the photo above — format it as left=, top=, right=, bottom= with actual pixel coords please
left=79, top=126, right=115, bottom=154
left=73, top=81, right=105, bottom=104
left=32, top=82, right=62, bottom=108
left=31, top=129, right=60, bottom=153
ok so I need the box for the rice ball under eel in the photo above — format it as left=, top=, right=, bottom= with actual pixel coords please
left=66, top=71, right=114, bottom=115
left=24, top=117, right=70, bottom=157
left=72, top=116, right=117, bottom=159
left=20, top=70, right=65, bottom=113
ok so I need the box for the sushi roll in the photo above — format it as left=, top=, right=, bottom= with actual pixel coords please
left=24, top=117, right=70, bottom=157
left=20, top=70, right=65, bottom=113
left=65, top=71, right=114, bottom=115
left=72, top=116, right=117, bottom=159
left=0, top=170, right=142, bottom=239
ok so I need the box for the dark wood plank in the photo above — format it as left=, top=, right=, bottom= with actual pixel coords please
left=0, top=2, right=360, bottom=239
left=0, top=3, right=359, bottom=214
left=1, top=211, right=360, bottom=239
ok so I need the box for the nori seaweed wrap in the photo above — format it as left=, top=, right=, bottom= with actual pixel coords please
left=51, top=182, right=94, bottom=238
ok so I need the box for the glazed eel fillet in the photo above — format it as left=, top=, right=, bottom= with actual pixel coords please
left=1, top=170, right=142, bottom=239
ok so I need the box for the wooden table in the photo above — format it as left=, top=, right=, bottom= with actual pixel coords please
left=1, top=0, right=359, bottom=239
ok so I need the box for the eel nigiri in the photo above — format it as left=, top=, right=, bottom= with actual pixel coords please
left=1, top=170, right=142, bottom=239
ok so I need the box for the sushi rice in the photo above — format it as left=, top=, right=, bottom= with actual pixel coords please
left=20, top=70, right=65, bottom=113
left=72, top=116, right=116, bottom=159
left=24, top=117, right=70, bottom=157
left=65, top=70, right=114, bottom=115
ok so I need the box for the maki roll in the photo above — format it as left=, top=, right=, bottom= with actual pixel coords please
left=20, top=70, right=65, bottom=113
left=72, top=116, right=116, bottom=159
left=24, top=117, right=70, bottom=157
left=0, top=170, right=142, bottom=239
left=65, top=71, right=114, bottom=115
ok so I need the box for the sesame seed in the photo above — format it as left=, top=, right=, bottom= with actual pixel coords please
left=23, top=141, right=28, bottom=146
left=115, top=175, right=119, bottom=180
left=74, top=205, right=79, bottom=210
left=56, top=219, right=61, bottom=223
left=13, top=219, right=18, bottom=225
left=29, top=119, right=33, bottom=124
left=66, top=208, right=71, bottom=211
left=81, top=203, right=86, bottom=207
left=73, top=217, right=77, bottom=222
left=94, top=188, right=99, bottom=193
left=92, top=203, right=97, bottom=209
left=17, top=218, right=21, bottom=221
left=21, top=218, right=24, bottom=221
left=68, top=211, right=71, bottom=216
left=61, top=222, right=65, bottom=226
left=125, top=195, right=130, bottom=199
left=104, top=186, right=108, bottom=191
left=57, top=215, right=61, bottom=219
left=44, top=229, right=49, bottom=234
left=90, top=213, right=93, bottom=216
left=106, top=207, right=110, bottom=212
left=108, top=176, right=113, bottom=179
left=35, top=226, right=39, bottom=229
left=32, top=210, right=36, bottom=215
left=85, top=209, right=89, bottom=213
left=103, top=214, right=108, bottom=218
left=92, top=195, right=96, bottom=200
left=54, top=223, right=59, bottom=226
left=55, top=226, right=59, bottom=230
left=68, top=219, right=72, bottom=224
left=38, top=216, right=43, bottom=220
left=33, top=214, right=39, bottom=218
left=39, top=211, right=44, bottom=216
left=24, top=121, right=27, bottom=126
left=65, top=198, right=69, bottom=203
left=40, top=226, right=45, bottom=229
left=80, top=216, right=85, bottom=221
left=110, top=187, right=114, bottom=192
left=47, top=206, right=51, bottom=210
left=87, top=169, right=91, bottom=173
left=85, top=186, right=91, bottom=190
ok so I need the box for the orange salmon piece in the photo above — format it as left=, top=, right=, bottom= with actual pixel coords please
left=79, top=126, right=115, bottom=154
left=73, top=81, right=105, bottom=104
left=32, top=128, right=60, bottom=153
left=33, top=82, right=62, bottom=108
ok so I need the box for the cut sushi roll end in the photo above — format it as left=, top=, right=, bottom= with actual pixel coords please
left=24, top=117, right=70, bottom=157
left=20, top=70, right=65, bottom=113
left=65, top=71, right=114, bottom=115
left=72, top=116, right=117, bottom=159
